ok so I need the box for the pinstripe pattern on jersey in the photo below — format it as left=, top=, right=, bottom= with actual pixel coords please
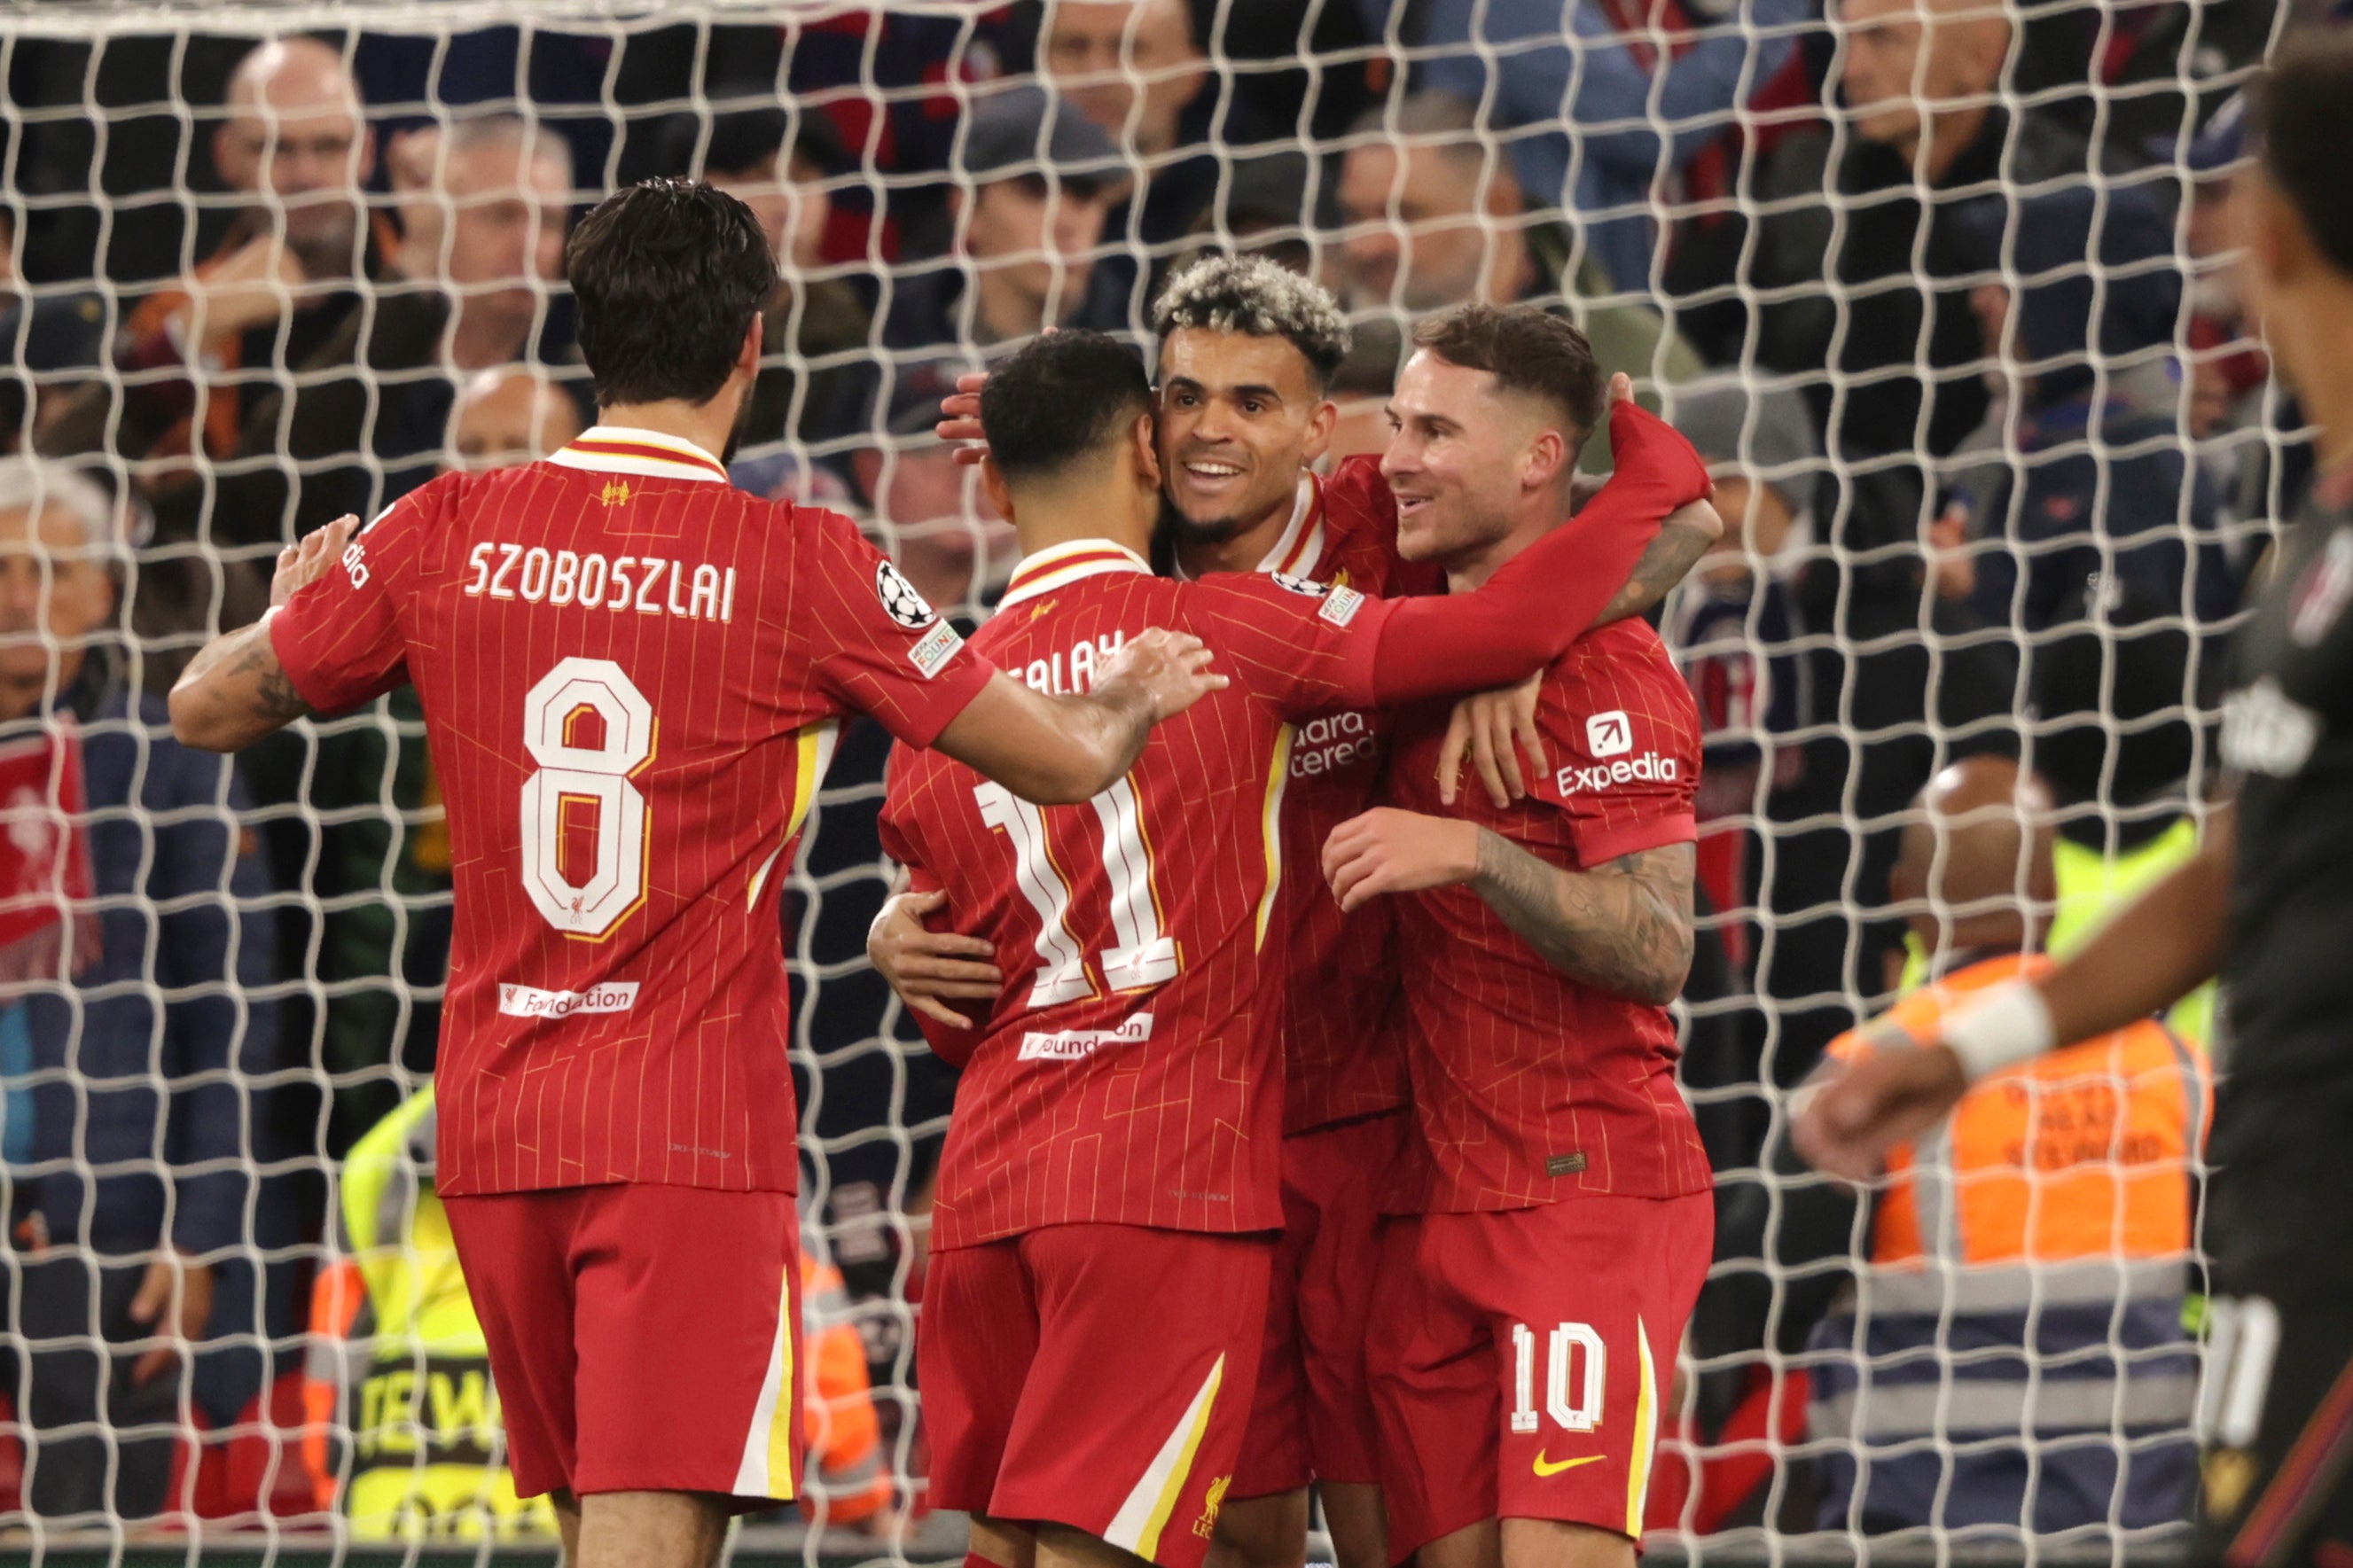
left=1384, top=620, right=1712, bottom=1213
left=270, top=436, right=993, bottom=1197
left=879, top=550, right=1377, bottom=1247
left=1265, top=459, right=1440, bottom=1133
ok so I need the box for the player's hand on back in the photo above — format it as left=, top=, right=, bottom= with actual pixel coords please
left=1095, top=628, right=1227, bottom=722
left=1322, top=807, right=1480, bottom=913
left=1790, top=1041, right=1969, bottom=1183
left=1435, top=674, right=1546, bottom=810
left=272, top=514, right=359, bottom=608
left=868, top=887, right=1004, bottom=1031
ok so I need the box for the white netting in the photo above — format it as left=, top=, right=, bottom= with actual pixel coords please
left=0, top=0, right=2294, bottom=1559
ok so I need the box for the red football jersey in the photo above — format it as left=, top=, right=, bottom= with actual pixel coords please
left=1382, top=620, right=1713, bottom=1213
left=879, top=539, right=1393, bottom=1249
left=270, top=425, right=996, bottom=1197
left=1203, top=459, right=1437, bottom=1134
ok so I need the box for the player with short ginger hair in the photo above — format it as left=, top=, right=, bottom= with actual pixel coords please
left=879, top=325, right=1708, bottom=1568
left=879, top=256, right=1721, bottom=1568
left=166, top=178, right=1230, bottom=1568
left=1319, top=304, right=1714, bottom=1568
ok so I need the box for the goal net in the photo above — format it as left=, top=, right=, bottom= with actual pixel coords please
left=0, top=0, right=2283, bottom=1556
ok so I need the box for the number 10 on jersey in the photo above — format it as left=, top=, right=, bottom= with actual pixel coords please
left=973, top=777, right=1178, bottom=1008
left=520, top=658, right=654, bottom=939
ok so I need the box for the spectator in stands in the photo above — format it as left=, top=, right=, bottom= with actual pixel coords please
left=305, top=1087, right=895, bottom=1538
left=653, top=109, right=872, bottom=460
left=191, top=113, right=577, bottom=548
left=1947, top=186, right=2237, bottom=635
left=446, top=366, right=584, bottom=472
left=38, top=37, right=390, bottom=478
left=1750, top=0, right=2099, bottom=466
left=1333, top=91, right=1706, bottom=470
left=850, top=397, right=1012, bottom=618
left=881, top=86, right=1123, bottom=366
left=2011, top=0, right=2274, bottom=168
left=0, top=207, right=108, bottom=450
left=0, top=458, right=281, bottom=1521
left=1416, top=0, right=1810, bottom=297
left=1701, top=756, right=2204, bottom=1534
left=1040, top=0, right=1217, bottom=330
left=1172, top=147, right=1343, bottom=279
left=1663, top=381, right=1817, bottom=928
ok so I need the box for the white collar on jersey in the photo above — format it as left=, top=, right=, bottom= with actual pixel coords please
left=998, top=538, right=1152, bottom=608
left=547, top=425, right=730, bottom=484
left=1169, top=472, right=1327, bottom=582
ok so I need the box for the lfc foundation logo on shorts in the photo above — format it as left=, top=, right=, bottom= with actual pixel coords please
left=1192, top=1475, right=1231, bottom=1539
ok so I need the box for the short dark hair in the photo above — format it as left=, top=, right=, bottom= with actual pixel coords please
left=980, top=332, right=1153, bottom=486
left=1411, top=303, right=1604, bottom=441
left=2254, top=33, right=2353, bottom=278
left=566, top=179, right=779, bottom=407
left=1152, top=254, right=1351, bottom=390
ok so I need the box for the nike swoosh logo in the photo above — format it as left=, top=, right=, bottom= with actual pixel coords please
left=1533, top=1452, right=1603, bottom=1478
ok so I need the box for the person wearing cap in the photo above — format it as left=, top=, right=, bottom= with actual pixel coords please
left=653, top=108, right=872, bottom=459
left=1945, top=185, right=2239, bottom=637
left=880, top=85, right=1127, bottom=370
left=1661, top=381, right=1816, bottom=956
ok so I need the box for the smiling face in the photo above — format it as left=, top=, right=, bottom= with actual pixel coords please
left=1380, top=349, right=1557, bottom=567
left=1153, top=326, right=1336, bottom=550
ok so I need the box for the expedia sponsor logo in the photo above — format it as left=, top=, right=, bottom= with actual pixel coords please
left=1291, top=709, right=1377, bottom=779
left=2219, top=676, right=2318, bottom=777
left=1019, top=1011, right=1153, bottom=1062
left=1585, top=709, right=1633, bottom=757
left=1021, top=631, right=1127, bottom=696
left=1556, top=753, right=1679, bottom=795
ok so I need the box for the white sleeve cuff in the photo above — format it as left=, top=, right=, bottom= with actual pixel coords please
left=1943, top=977, right=2058, bottom=1082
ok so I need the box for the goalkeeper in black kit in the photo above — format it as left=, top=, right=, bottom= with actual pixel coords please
left=1798, top=35, right=2353, bottom=1568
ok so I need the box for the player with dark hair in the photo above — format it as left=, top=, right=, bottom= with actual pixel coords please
left=1318, top=303, right=1714, bottom=1568
left=1797, top=35, right=2353, bottom=1568
left=879, top=259, right=1720, bottom=1568
left=166, top=180, right=1229, bottom=1568
left=879, top=326, right=1711, bottom=1568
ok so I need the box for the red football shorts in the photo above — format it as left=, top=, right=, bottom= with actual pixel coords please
left=1231, top=1112, right=1404, bottom=1498
left=1366, top=1192, right=1714, bottom=1558
left=922, top=1223, right=1275, bottom=1568
left=442, top=1183, right=804, bottom=1506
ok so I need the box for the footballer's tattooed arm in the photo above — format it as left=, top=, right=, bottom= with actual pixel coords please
left=169, top=514, right=355, bottom=752
left=1596, top=497, right=1723, bottom=627
left=1470, top=836, right=1696, bottom=1006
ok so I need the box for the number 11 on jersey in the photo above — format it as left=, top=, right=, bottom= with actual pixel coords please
left=973, top=776, right=1179, bottom=1010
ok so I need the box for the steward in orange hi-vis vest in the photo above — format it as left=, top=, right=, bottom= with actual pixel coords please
left=1802, top=956, right=2210, bottom=1533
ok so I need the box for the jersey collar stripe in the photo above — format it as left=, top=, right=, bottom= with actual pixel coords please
left=1271, top=477, right=1326, bottom=578
left=1254, top=474, right=1321, bottom=576
left=999, top=540, right=1151, bottom=607
left=551, top=425, right=729, bottom=482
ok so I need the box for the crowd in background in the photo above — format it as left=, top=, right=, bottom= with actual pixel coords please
left=0, top=0, right=2304, bottom=1543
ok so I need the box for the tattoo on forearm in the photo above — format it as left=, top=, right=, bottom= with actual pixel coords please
left=1598, top=511, right=1716, bottom=626
left=1470, top=835, right=1696, bottom=1004
left=182, top=621, right=311, bottom=724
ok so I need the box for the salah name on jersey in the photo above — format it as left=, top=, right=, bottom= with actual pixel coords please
left=879, top=538, right=1395, bottom=1250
